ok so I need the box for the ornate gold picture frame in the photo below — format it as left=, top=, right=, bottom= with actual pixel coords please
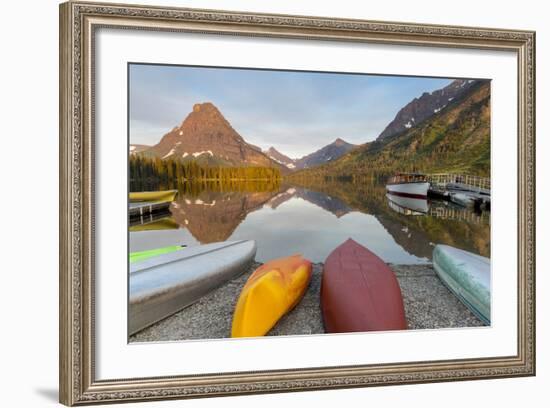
left=59, top=1, right=535, bottom=405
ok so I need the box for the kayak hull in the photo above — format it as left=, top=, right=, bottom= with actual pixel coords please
left=432, top=244, right=490, bottom=324
left=130, top=240, right=256, bottom=335
left=321, top=239, right=407, bottom=333
left=129, top=190, right=178, bottom=203
left=231, top=255, right=312, bottom=338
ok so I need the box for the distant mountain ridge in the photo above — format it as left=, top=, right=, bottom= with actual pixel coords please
left=141, top=102, right=287, bottom=172
left=377, top=79, right=479, bottom=142
left=263, top=140, right=358, bottom=170
left=264, top=147, right=296, bottom=169
left=131, top=102, right=359, bottom=172
left=294, top=138, right=357, bottom=170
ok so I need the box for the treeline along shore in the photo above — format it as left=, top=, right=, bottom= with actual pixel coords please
left=130, top=154, right=392, bottom=186
left=130, top=155, right=282, bottom=182
left=129, top=155, right=283, bottom=193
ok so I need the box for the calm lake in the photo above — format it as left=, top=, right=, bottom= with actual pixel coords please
left=129, top=180, right=490, bottom=264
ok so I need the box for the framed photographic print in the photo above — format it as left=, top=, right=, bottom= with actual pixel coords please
left=59, top=1, right=535, bottom=405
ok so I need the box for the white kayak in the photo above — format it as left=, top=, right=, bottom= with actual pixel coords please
left=129, top=240, right=257, bottom=335
left=432, top=244, right=490, bottom=324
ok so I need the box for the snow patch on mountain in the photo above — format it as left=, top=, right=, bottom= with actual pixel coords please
left=192, top=150, right=213, bottom=157
left=162, top=148, right=175, bottom=159
left=267, top=154, right=296, bottom=169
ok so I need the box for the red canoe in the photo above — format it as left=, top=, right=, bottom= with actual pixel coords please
left=321, top=239, right=407, bottom=333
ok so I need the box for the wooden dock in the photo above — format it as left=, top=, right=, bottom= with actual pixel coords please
left=129, top=201, right=171, bottom=218
left=426, top=173, right=490, bottom=194
left=426, top=173, right=490, bottom=210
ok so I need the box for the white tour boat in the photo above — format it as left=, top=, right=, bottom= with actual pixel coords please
left=386, top=173, right=430, bottom=199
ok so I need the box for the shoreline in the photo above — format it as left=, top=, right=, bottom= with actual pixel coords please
left=130, top=261, right=484, bottom=343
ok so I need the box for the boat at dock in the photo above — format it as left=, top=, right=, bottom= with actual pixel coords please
left=129, top=189, right=178, bottom=203
left=231, top=255, right=312, bottom=337
left=449, top=192, right=476, bottom=208
left=432, top=244, right=490, bottom=324
left=386, top=173, right=430, bottom=199
left=450, top=191, right=490, bottom=211
left=129, top=240, right=257, bottom=335
left=321, top=239, right=407, bottom=333
left=426, top=173, right=491, bottom=210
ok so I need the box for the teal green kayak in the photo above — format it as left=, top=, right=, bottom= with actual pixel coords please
left=433, top=245, right=490, bottom=324
left=130, top=245, right=185, bottom=264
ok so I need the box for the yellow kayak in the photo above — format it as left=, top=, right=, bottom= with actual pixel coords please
left=129, top=190, right=178, bottom=203
left=231, top=254, right=312, bottom=338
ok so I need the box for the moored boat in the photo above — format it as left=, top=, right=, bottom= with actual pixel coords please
left=129, top=189, right=178, bottom=203
left=432, top=244, right=490, bottom=324
left=321, top=239, right=407, bottom=333
left=130, top=240, right=256, bottom=335
left=386, top=173, right=430, bottom=199
left=449, top=192, right=476, bottom=208
left=231, top=254, right=312, bottom=338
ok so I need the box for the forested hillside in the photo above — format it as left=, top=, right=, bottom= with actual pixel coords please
left=288, top=80, right=490, bottom=181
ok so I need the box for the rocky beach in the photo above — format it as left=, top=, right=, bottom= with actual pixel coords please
left=130, top=261, right=484, bottom=342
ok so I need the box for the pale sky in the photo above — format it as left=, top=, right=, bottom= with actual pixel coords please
left=129, top=63, right=453, bottom=158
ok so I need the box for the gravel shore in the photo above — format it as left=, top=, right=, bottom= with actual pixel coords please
left=130, top=262, right=484, bottom=343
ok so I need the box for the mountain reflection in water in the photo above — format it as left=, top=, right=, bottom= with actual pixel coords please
left=129, top=180, right=490, bottom=263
